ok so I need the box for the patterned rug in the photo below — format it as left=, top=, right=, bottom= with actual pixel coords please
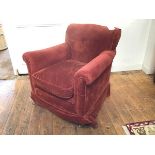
left=122, top=120, right=155, bottom=135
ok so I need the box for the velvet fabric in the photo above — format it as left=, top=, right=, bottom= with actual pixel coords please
left=66, top=24, right=119, bottom=63
left=32, top=60, right=85, bottom=99
left=23, top=24, right=121, bottom=127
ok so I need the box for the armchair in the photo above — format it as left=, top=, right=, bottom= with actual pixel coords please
left=23, top=24, right=121, bottom=127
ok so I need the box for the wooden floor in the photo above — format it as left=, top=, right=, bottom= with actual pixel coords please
left=0, top=71, right=155, bottom=135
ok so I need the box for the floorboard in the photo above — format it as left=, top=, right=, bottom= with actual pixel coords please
left=0, top=71, right=155, bottom=135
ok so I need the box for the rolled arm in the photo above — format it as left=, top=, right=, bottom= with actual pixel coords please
left=23, top=43, right=70, bottom=74
left=74, top=50, right=116, bottom=85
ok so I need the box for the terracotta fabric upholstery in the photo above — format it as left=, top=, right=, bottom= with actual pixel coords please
left=23, top=24, right=121, bottom=127
left=32, top=60, right=85, bottom=99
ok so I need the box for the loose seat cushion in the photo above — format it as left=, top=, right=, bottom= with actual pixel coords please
left=32, top=60, right=86, bottom=99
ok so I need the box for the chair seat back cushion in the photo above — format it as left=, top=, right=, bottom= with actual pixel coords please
left=65, top=24, right=114, bottom=63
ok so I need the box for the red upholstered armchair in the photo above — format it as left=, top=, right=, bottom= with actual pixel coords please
left=23, top=24, right=121, bottom=127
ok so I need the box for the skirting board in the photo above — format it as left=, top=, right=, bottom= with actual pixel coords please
left=142, top=64, right=155, bottom=74
left=17, top=64, right=28, bottom=75
left=111, top=64, right=142, bottom=72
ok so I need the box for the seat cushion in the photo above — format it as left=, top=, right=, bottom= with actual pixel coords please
left=32, top=60, right=86, bottom=99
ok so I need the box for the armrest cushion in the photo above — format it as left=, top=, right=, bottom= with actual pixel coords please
left=23, top=43, right=70, bottom=74
left=74, top=50, right=116, bottom=85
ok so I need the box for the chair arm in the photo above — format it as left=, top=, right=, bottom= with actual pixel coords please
left=74, top=50, right=116, bottom=85
left=23, top=43, right=70, bottom=74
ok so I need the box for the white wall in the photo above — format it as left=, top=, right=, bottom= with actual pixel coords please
left=1, top=0, right=153, bottom=75
left=142, top=19, right=155, bottom=74
left=3, top=24, right=67, bottom=74
left=1, top=1, right=155, bottom=75
left=2, top=19, right=152, bottom=74
left=112, top=19, right=150, bottom=72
